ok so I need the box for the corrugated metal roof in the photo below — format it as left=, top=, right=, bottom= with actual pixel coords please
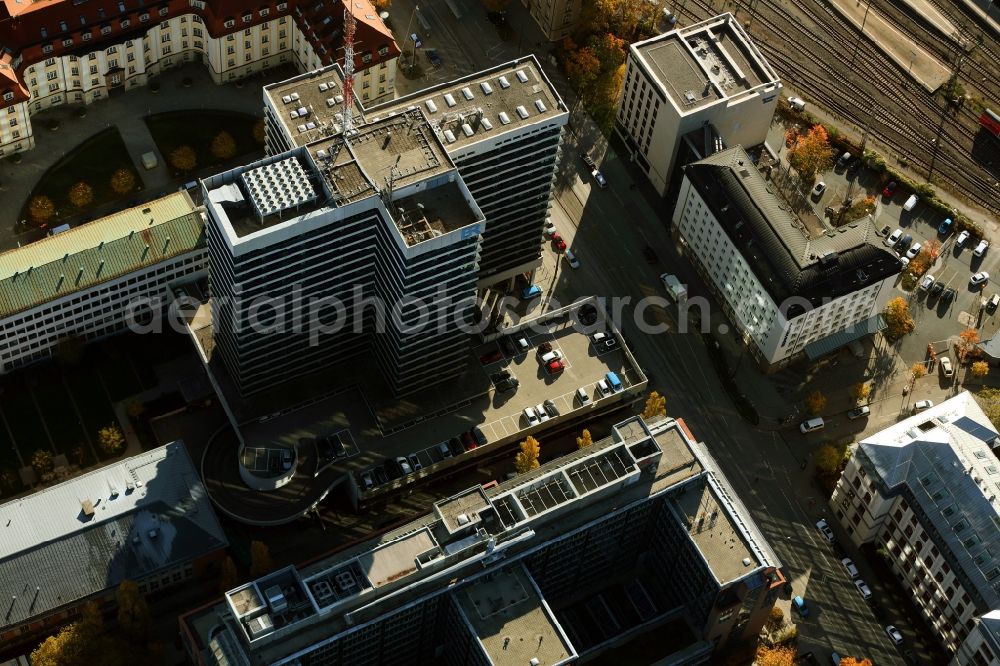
left=0, top=442, right=227, bottom=629
left=858, top=392, right=1000, bottom=611
left=684, top=147, right=900, bottom=307
left=0, top=192, right=205, bottom=318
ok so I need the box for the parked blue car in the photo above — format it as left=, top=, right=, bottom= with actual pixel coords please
left=792, top=595, right=810, bottom=617
left=520, top=284, right=542, bottom=300
left=938, top=218, right=953, bottom=235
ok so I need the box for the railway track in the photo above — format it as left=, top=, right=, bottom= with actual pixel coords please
left=677, top=0, right=999, bottom=214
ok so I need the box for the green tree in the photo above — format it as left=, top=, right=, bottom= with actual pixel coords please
left=786, top=124, right=834, bottom=183
left=116, top=580, right=150, bottom=642
left=588, top=33, right=627, bottom=73
left=563, top=45, right=601, bottom=94
left=883, top=297, right=915, bottom=341
left=815, top=444, right=843, bottom=475
left=252, top=119, right=266, bottom=144
left=68, top=181, right=94, bottom=208
left=250, top=540, right=273, bottom=578
left=0, top=468, right=17, bottom=494
left=971, top=361, right=990, bottom=378
left=28, top=194, right=56, bottom=223
left=169, top=145, right=197, bottom=172
left=210, top=131, right=237, bottom=160
left=841, top=658, right=874, bottom=666
left=642, top=391, right=666, bottom=420
left=576, top=429, right=593, bottom=449
left=850, top=382, right=871, bottom=403
left=514, top=436, right=541, bottom=474
left=765, top=605, right=784, bottom=632
left=32, top=448, right=54, bottom=476
left=98, top=425, right=125, bottom=456
left=910, top=362, right=927, bottom=380
left=804, top=390, right=827, bottom=416
left=31, top=622, right=88, bottom=666
left=220, top=555, right=240, bottom=593
left=976, top=387, right=1000, bottom=430
left=109, top=168, right=137, bottom=195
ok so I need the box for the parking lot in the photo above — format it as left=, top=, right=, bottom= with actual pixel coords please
left=226, top=302, right=644, bottom=498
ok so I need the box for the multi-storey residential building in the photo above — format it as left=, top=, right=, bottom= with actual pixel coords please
left=180, top=416, right=782, bottom=665
left=0, top=441, right=228, bottom=657
left=0, top=191, right=207, bottom=374
left=0, top=0, right=399, bottom=157
left=615, top=14, right=781, bottom=197
left=262, top=56, right=569, bottom=287
left=672, top=145, right=900, bottom=370
left=521, top=0, right=583, bottom=42
left=831, top=392, right=1000, bottom=656
left=953, top=611, right=1000, bottom=666
left=201, top=108, right=485, bottom=397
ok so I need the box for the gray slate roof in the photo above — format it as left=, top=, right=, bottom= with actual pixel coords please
left=0, top=442, right=227, bottom=629
left=857, top=392, right=1000, bottom=611
left=684, top=147, right=900, bottom=308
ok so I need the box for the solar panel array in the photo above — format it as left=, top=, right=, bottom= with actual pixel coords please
left=241, top=158, right=317, bottom=219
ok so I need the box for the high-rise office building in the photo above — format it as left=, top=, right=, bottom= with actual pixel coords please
left=262, top=56, right=569, bottom=286
left=202, top=105, right=486, bottom=397
left=181, top=416, right=782, bottom=665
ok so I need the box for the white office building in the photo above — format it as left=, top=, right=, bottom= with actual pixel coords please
left=0, top=192, right=207, bottom=374
left=672, top=145, right=900, bottom=369
left=832, top=392, right=1000, bottom=655
left=615, top=13, right=781, bottom=197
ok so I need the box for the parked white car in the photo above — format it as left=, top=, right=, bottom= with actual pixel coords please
left=905, top=242, right=922, bottom=260
left=914, top=399, right=934, bottom=412
left=919, top=274, right=935, bottom=290
left=884, top=229, right=903, bottom=247
left=975, top=239, right=990, bottom=257
left=565, top=249, right=580, bottom=269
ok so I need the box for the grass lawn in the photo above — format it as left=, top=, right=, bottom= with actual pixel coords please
left=32, top=375, right=93, bottom=465
left=144, top=110, right=263, bottom=177
left=97, top=355, right=144, bottom=402
left=19, top=127, right=143, bottom=228
left=1, top=380, right=53, bottom=456
left=64, top=367, right=118, bottom=459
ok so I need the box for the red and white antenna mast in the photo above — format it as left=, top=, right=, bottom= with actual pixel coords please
left=341, top=1, right=356, bottom=134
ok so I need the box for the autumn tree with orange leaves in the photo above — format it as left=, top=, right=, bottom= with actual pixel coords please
left=787, top=124, right=834, bottom=183
left=957, top=328, right=982, bottom=363
left=840, top=658, right=874, bottom=666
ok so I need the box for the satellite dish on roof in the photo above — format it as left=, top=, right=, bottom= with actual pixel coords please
left=379, top=11, right=389, bottom=19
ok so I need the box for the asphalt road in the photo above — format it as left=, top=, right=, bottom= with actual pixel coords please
left=545, top=123, right=911, bottom=664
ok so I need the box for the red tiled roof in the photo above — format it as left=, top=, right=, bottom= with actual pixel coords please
left=0, top=0, right=398, bottom=107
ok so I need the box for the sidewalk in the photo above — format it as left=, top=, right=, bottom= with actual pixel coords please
left=0, top=62, right=288, bottom=250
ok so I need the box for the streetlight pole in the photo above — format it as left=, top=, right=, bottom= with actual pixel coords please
left=403, top=4, right=419, bottom=72
left=848, top=0, right=872, bottom=70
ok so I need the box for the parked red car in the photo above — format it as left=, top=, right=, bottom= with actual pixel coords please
left=882, top=181, right=898, bottom=197
left=551, top=232, right=567, bottom=252
left=546, top=359, right=565, bottom=374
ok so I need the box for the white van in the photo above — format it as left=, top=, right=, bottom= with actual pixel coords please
left=596, top=379, right=611, bottom=396
left=800, top=417, right=825, bottom=433
left=903, top=194, right=918, bottom=212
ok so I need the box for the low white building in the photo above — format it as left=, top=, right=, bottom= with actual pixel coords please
left=614, top=13, right=781, bottom=197
left=0, top=192, right=206, bottom=373
left=953, top=611, right=1000, bottom=666
left=832, top=392, right=1000, bottom=656
left=672, top=145, right=900, bottom=369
